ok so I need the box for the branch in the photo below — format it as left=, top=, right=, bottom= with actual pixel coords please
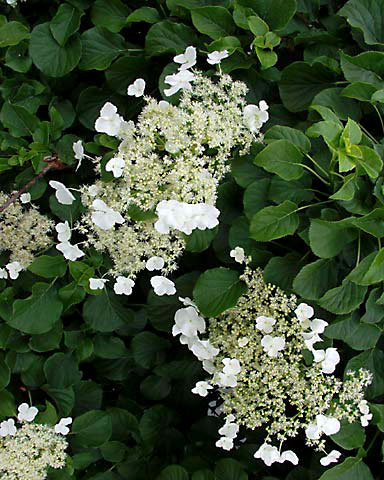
left=0, top=155, right=67, bottom=214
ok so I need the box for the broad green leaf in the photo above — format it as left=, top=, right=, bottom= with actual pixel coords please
left=371, top=403, right=384, bottom=431
left=93, top=334, right=127, bottom=359
left=91, top=0, right=130, bottom=32
left=215, top=459, right=248, bottom=480
left=309, top=218, right=357, bottom=258
left=184, top=227, right=218, bottom=252
left=331, top=421, right=365, bottom=450
left=49, top=191, right=84, bottom=222
left=29, top=22, right=81, bottom=77
left=293, top=259, right=339, bottom=300
left=50, top=4, right=83, bottom=46
left=253, top=140, right=304, bottom=180
left=357, top=248, right=384, bottom=285
left=264, top=253, right=301, bottom=292
left=318, top=282, right=367, bottom=314
left=340, top=51, right=384, bottom=86
left=29, top=322, right=63, bottom=352
left=139, top=405, right=173, bottom=445
left=79, top=27, right=125, bottom=70
left=243, top=178, right=271, bottom=219
left=157, top=465, right=189, bottom=480
left=105, top=56, right=150, bottom=95
left=127, top=7, right=162, bottom=24
left=250, top=0, right=296, bottom=30
left=357, top=145, right=383, bottom=179
left=72, top=410, right=112, bottom=448
left=193, top=268, right=247, bottom=317
left=330, top=175, right=356, bottom=201
left=44, top=352, right=82, bottom=388
left=319, top=457, right=373, bottom=480
left=361, top=288, right=384, bottom=323
left=312, top=87, right=361, bottom=122
left=264, top=125, right=311, bottom=153
left=191, top=6, right=236, bottom=40
left=0, top=389, right=16, bottom=417
left=100, top=441, right=126, bottom=463
left=325, top=313, right=381, bottom=350
left=346, top=251, right=377, bottom=285
left=9, top=283, right=63, bottom=335
left=28, top=255, right=67, bottom=278
left=339, top=0, right=384, bottom=46
left=249, top=200, right=299, bottom=241
left=76, top=87, right=122, bottom=130
left=0, top=102, right=39, bottom=138
left=145, top=20, right=198, bottom=56
left=140, top=375, right=171, bottom=401
left=341, top=82, right=378, bottom=102
left=131, top=332, right=170, bottom=369
left=306, top=120, right=342, bottom=143
left=0, top=354, right=10, bottom=391
left=255, top=48, right=277, bottom=70
left=268, top=176, right=314, bottom=205
left=248, top=15, right=269, bottom=36
left=346, top=348, right=384, bottom=399
left=0, top=21, right=30, bottom=47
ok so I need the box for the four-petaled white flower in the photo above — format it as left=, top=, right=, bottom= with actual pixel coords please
left=88, top=185, right=99, bottom=197
left=222, top=358, right=241, bottom=375
left=310, top=318, right=328, bottom=334
left=218, top=372, right=238, bottom=388
left=216, top=436, right=234, bottom=450
left=91, top=199, right=125, bottom=230
left=55, top=221, right=71, bottom=242
left=192, top=380, right=213, bottom=397
left=49, top=180, right=75, bottom=205
left=320, top=450, right=341, bottom=466
left=17, top=403, right=38, bottom=422
left=174, top=46, right=197, bottom=71
left=158, top=100, right=170, bottom=111
left=114, top=276, right=135, bottom=296
left=243, top=101, right=269, bottom=133
left=359, top=400, right=372, bottom=427
left=0, top=419, right=16, bottom=437
left=190, top=339, right=219, bottom=361
left=95, top=102, right=123, bottom=137
left=238, top=337, right=249, bottom=347
left=164, top=70, right=195, bottom=96
left=20, top=192, right=31, bottom=204
left=173, top=306, right=205, bottom=337
left=54, top=417, right=72, bottom=435
left=127, top=78, right=146, bottom=97
left=295, top=302, right=314, bottom=325
left=105, top=156, right=125, bottom=178
left=361, top=412, right=373, bottom=427
left=89, top=278, right=108, bottom=290
left=56, top=242, right=84, bottom=261
left=146, top=256, right=165, bottom=271
left=219, top=422, right=239, bottom=439
left=150, top=276, right=176, bottom=296
left=73, top=140, right=84, bottom=161
left=312, top=347, right=340, bottom=374
left=207, top=50, right=229, bottom=65
left=254, top=443, right=298, bottom=466
left=305, top=414, right=340, bottom=440
left=256, top=316, right=276, bottom=334
left=0, top=268, right=8, bottom=280
left=6, top=261, right=22, bottom=280
left=261, top=335, right=285, bottom=357
left=230, top=246, right=245, bottom=263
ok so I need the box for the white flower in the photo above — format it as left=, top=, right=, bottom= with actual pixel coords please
left=88, top=185, right=99, bottom=197
left=295, top=302, right=314, bottom=323
left=174, top=46, right=197, bottom=71
left=358, top=401, right=372, bottom=426
left=254, top=443, right=281, bottom=466
left=219, top=422, right=239, bottom=439
left=261, top=335, right=285, bottom=357
left=0, top=268, right=8, bottom=280
left=202, top=359, right=216, bottom=374
left=0, top=419, right=16, bottom=437
left=358, top=400, right=370, bottom=415
left=207, top=50, right=229, bottom=65
left=146, top=256, right=165, bottom=271
left=192, top=380, right=213, bottom=397
left=360, top=413, right=372, bottom=427
left=105, top=156, right=125, bottom=178
left=302, top=331, right=322, bottom=351
left=55, top=221, right=71, bottom=242
left=158, top=100, right=170, bottom=111
left=238, top=337, right=249, bottom=347
left=20, top=193, right=31, bottom=203
left=54, top=417, right=72, bottom=436
left=230, top=246, right=245, bottom=263
left=256, top=316, right=276, bottom=334
left=127, top=78, right=146, bottom=97
left=165, top=141, right=180, bottom=154
left=89, top=278, right=108, bottom=290
left=279, top=450, right=299, bottom=465
left=320, top=450, right=341, bottom=466
left=310, top=318, right=328, bottom=334
left=243, top=101, right=269, bottom=132
left=216, top=436, right=234, bottom=450
left=49, top=180, right=75, bottom=205
left=150, top=276, right=176, bottom=296
left=91, top=199, right=125, bottom=230
left=73, top=140, right=84, bottom=161
left=190, top=339, right=219, bottom=361
left=217, top=372, right=238, bottom=388
left=6, top=261, right=22, bottom=280
left=305, top=414, right=340, bottom=440
left=95, top=102, right=123, bottom=137
left=164, top=70, right=195, bottom=96
left=114, top=276, right=135, bottom=295
left=222, top=358, right=241, bottom=375
left=179, top=296, right=199, bottom=311
left=173, top=306, right=205, bottom=337
left=56, top=242, right=84, bottom=261
left=17, top=403, right=38, bottom=422
left=312, top=347, right=340, bottom=374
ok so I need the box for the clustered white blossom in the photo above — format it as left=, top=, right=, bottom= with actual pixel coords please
left=0, top=403, right=71, bottom=479
left=175, top=259, right=372, bottom=469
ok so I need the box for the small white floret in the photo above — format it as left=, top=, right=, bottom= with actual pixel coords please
left=230, top=246, right=245, bottom=263
left=49, top=180, right=75, bottom=205
left=54, top=417, right=72, bottom=435
left=146, top=256, right=165, bottom=271
left=89, top=278, right=108, bottom=290
left=17, top=403, right=38, bottom=422
left=150, top=276, right=176, bottom=296
left=56, top=242, right=84, bottom=261
left=256, top=316, right=276, bottom=334
left=0, top=419, right=16, bottom=437
left=207, top=50, right=229, bottom=65
left=127, top=78, right=146, bottom=97
left=320, top=450, right=341, bottom=466
left=192, top=381, right=213, bottom=397
left=55, top=221, right=71, bottom=242
left=6, top=261, right=22, bottom=280
left=105, top=156, right=125, bottom=178
left=20, top=193, right=31, bottom=204
left=174, top=46, right=197, bottom=71
left=114, top=276, right=135, bottom=296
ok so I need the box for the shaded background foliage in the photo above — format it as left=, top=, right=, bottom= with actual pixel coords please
left=0, top=0, right=384, bottom=478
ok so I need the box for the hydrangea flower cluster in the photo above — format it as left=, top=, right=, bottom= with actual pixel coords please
left=0, top=192, right=54, bottom=278
left=174, top=259, right=372, bottom=468
left=0, top=403, right=71, bottom=479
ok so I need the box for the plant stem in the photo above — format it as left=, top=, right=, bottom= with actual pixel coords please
left=295, top=163, right=331, bottom=186
left=305, top=153, right=329, bottom=178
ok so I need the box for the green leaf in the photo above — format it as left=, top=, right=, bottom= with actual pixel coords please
left=191, top=6, right=236, bottom=40
left=29, top=22, right=81, bottom=77
left=346, top=348, right=384, bottom=399
left=193, top=268, right=247, bottom=317
left=140, top=374, right=171, bottom=401
left=139, top=405, right=173, bottom=445
left=330, top=176, right=356, bottom=201
left=127, top=7, right=162, bottom=24
left=29, top=321, right=63, bottom=352
left=28, top=255, right=67, bottom=278
left=309, top=218, right=357, bottom=258
left=93, top=334, right=127, bottom=359
left=340, top=51, right=384, bottom=86
left=251, top=0, right=297, bottom=31
left=341, top=82, right=378, bottom=102
left=100, top=441, right=126, bottom=463
left=268, top=176, right=314, bottom=205
left=319, top=457, right=373, bottom=480
left=145, top=20, right=198, bottom=56
left=91, top=0, right=130, bottom=33
left=361, top=288, right=384, bottom=323
left=339, top=0, right=384, bottom=46
left=325, top=313, right=381, bottom=350
left=214, top=459, right=248, bottom=480
left=293, top=259, right=339, bottom=300
left=44, top=352, right=82, bottom=388
left=318, top=282, right=367, bottom=314
left=79, top=27, right=126, bottom=70
left=50, top=4, right=83, bottom=46
left=0, top=355, right=10, bottom=391
left=185, top=227, right=218, bottom=252
left=255, top=48, right=278, bottom=70
left=0, top=102, right=38, bottom=138
left=248, top=15, right=269, bottom=36
left=83, top=290, right=134, bottom=332
left=131, top=332, right=170, bottom=369
left=72, top=410, right=112, bottom=448
left=253, top=140, right=304, bottom=180
left=264, top=253, right=301, bottom=292
left=0, top=21, right=30, bottom=47
left=157, top=465, right=189, bottom=480
left=9, top=283, right=63, bottom=335
left=0, top=390, right=16, bottom=418
left=358, top=145, right=383, bottom=179
left=279, top=61, right=336, bottom=112
left=264, top=125, right=311, bottom=153
left=106, top=56, right=150, bottom=95
left=249, top=200, right=299, bottom=241
left=243, top=178, right=271, bottom=219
